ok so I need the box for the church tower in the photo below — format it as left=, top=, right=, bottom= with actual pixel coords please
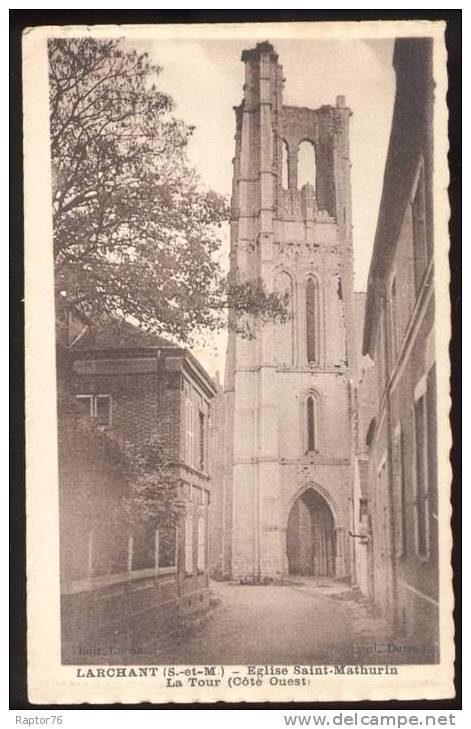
left=219, top=42, right=357, bottom=582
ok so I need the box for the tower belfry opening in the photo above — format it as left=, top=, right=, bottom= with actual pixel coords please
left=213, top=42, right=356, bottom=583
left=297, top=140, right=317, bottom=191
left=281, top=140, right=289, bottom=189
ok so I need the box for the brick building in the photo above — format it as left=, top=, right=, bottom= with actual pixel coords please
left=357, top=38, right=438, bottom=658
left=57, top=317, right=217, bottom=660
left=210, top=43, right=358, bottom=582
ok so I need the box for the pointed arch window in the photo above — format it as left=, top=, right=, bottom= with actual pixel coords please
left=297, top=140, right=317, bottom=191
left=281, top=140, right=289, bottom=189
left=274, top=271, right=294, bottom=366
left=302, top=390, right=320, bottom=455
left=306, top=276, right=320, bottom=364
left=307, top=395, right=316, bottom=452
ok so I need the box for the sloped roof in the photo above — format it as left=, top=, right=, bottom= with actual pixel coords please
left=73, top=317, right=178, bottom=351
left=67, top=316, right=216, bottom=397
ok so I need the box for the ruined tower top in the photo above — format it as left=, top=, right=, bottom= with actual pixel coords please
left=241, top=41, right=278, bottom=62
left=233, top=41, right=352, bottom=225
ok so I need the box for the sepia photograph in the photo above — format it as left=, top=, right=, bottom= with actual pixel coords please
left=22, top=18, right=454, bottom=703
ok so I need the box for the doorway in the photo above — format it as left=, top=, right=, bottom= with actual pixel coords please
left=286, top=488, right=336, bottom=577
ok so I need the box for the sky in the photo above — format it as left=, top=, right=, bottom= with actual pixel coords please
left=125, top=36, right=396, bottom=377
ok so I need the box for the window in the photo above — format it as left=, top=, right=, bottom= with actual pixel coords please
left=108, top=532, right=129, bottom=575
left=389, top=275, right=398, bottom=360
left=393, top=426, right=406, bottom=557
left=76, top=394, right=93, bottom=419
left=426, top=363, right=438, bottom=540
left=131, top=525, right=155, bottom=571
left=414, top=391, right=430, bottom=559
left=199, top=411, right=206, bottom=472
left=281, top=139, right=289, bottom=189
left=185, top=512, right=193, bottom=574
left=306, top=395, right=316, bottom=452
left=157, top=526, right=177, bottom=569
left=412, top=164, right=428, bottom=293
left=274, top=271, right=294, bottom=366
left=197, top=511, right=205, bottom=572
left=377, top=453, right=390, bottom=569
left=185, top=398, right=194, bottom=467
left=95, top=395, right=112, bottom=426
left=378, top=303, right=389, bottom=393
left=306, top=277, right=319, bottom=364
left=378, top=456, right=387, bottom=490
left=76, top=394, right=112, bottom=427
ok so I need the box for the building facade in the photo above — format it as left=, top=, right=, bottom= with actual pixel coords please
left=350, top=292, right=377, bottom=600
left=358, top=38, right=438, bottom=657
left=211, top=43, right=358, bottom=582
left=57, top=319, right=217, bottom=659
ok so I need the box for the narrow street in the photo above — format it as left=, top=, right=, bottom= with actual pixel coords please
left=151, top=578, right=388, bottom=665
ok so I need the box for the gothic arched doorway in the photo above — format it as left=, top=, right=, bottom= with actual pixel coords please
left=286, top=488, right=336, bottom=577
